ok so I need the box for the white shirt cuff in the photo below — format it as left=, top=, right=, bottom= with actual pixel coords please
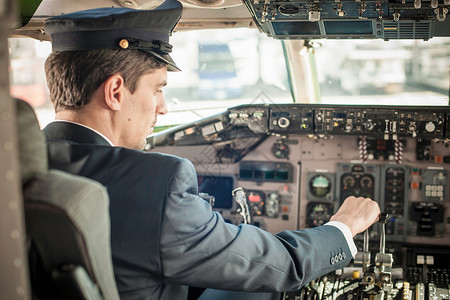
left=324, top=221, right=358, bottom=257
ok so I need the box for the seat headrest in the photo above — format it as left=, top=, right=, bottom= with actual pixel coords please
left=16, top=99, right=48, bottom=185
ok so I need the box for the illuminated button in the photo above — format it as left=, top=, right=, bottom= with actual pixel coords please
left=185, top=127, right=195, bottom=135
left=249, top=194, right=261, bottom=202
left=417, top=255, right=425, bottom=264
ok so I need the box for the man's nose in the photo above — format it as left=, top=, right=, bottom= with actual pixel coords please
left=157, top=97, right=168, bottom=115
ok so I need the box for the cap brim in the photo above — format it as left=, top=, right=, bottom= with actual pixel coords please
left=141, top=49, right=180, bottom=72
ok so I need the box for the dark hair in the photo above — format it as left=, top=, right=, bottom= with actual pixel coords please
left=45, top=49, right=166, bottom=112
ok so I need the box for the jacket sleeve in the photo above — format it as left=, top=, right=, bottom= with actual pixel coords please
left=160, top=158, right=352, bottom=292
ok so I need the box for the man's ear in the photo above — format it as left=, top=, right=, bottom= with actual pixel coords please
left=104, top=74, right=125, bottom=111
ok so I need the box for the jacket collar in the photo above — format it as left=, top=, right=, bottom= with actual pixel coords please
left=43, top=121, right=112, bottom=146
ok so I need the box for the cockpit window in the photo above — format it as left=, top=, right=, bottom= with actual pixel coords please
left=8, top=33, right=449, bottom=129
left=312, top=38, right=450, bottom=105
left=160, top=28, right=292, bottom=127
left=9, top=28, right=292, bottom=129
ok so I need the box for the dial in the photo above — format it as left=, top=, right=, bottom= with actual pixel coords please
left=277, top=117, right=290, bottom=128
left=309, top=175, right=332, bottom=198
left=425, top=121, right=436, bottom=132
left=247, top=190, right=265, bottom=216
left=360, top=175, right=374, bottom=188
left=342, top=175, right=356, bottom=188
left=272, top=141, right=289, bottom=159
left=306, top=202, right=334, bottom=227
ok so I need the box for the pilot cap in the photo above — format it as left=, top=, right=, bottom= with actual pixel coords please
left=44, top=0, right=182, bottom=71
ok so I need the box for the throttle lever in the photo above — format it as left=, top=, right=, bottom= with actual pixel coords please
left=378, top=212, right=389, bottom=254
left=354, top=228, right=373, bottom=284
left=375, top=212, right=394, bottom=284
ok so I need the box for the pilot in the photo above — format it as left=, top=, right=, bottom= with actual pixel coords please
left=42, top=0, right=380, bottom=299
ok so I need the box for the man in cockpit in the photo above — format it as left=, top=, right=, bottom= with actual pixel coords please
left=42, top=0, right=381, bottom=299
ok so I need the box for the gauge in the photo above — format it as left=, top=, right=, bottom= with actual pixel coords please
left=306, top=202, right=334, bottom=228
left=342, top=175, right=356, bottom=188
left=246, top=190, right=265, bottom=216
left=360, top=175, right=374, bottom=188
left=309, top=175, right=332, bottom=198
left=272, top=141, right=289, bottom=159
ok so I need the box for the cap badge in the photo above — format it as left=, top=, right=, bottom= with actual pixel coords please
left=119, top=39, right=129, bottom=49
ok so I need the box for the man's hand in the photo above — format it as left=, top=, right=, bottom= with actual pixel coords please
left=330, top=196, right=381, bottom=237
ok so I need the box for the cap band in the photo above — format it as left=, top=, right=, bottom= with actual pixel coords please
left=122, top=38, right=173, bottom=55
left=51, top=29, right=169, bottom=52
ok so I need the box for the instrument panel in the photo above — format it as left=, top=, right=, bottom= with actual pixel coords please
left=148, top=103, right=450, bottom=299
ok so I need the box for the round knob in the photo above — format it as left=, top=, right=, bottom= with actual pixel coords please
left=316, top=113, right=323, bottom=122
left=365, top=121, right=374, bottom=130
left=345, top=123, right=353, bottom=132
left=278, top=117, right=290, bottom=128
left=425, top=121, right=435, bottom=133
left=408, top=123, right=417, bottom=132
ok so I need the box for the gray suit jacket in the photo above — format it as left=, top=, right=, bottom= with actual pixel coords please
left=44, top=121, right=352, bottom=300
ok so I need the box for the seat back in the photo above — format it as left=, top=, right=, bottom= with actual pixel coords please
left=16, top=99, right=119, bottom=300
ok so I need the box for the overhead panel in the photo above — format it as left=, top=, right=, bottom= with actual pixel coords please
left=242, top=0, right=450, bottom=39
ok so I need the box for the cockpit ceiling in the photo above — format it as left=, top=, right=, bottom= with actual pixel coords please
left=12, top=0, right=255, bottom=41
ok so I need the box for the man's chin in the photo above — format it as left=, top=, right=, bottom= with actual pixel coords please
left=138, top=140, right=147, bottom=151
